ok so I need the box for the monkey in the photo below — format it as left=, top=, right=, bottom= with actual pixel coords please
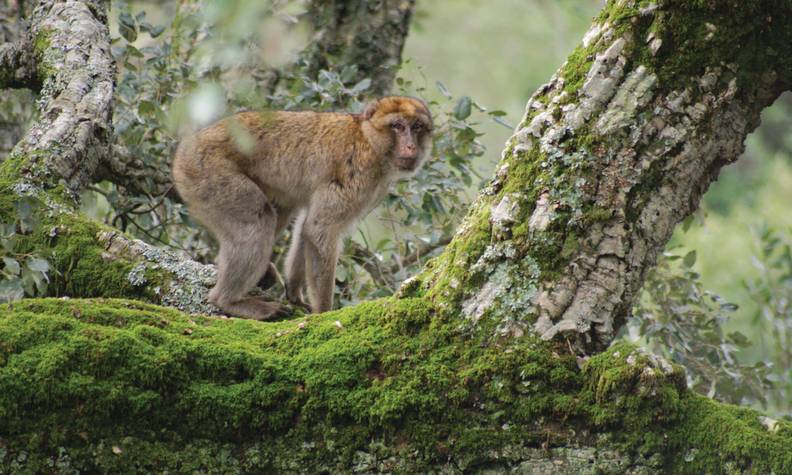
left=172, top=96, right=433, bottom=320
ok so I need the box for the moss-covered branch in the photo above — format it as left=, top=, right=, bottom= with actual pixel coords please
left=1, top=298, right=790, bottom=472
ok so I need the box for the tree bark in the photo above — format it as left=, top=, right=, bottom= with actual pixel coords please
left=2, top=0, right=792, bottom=473
left=414, top=1, right=791, bottom=354
left=0, top=0, right=220, bottom=315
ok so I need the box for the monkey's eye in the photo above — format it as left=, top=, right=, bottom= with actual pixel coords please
left=411, top=123, right=424, bottom=133
left=391, top=122, right=405, bottom=132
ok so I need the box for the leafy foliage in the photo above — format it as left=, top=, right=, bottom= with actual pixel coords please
left=744, top=225, right=792, bottom=412
left=630, top=248, right=771, bottom=407
left=0, top=198, right=51, bottom=302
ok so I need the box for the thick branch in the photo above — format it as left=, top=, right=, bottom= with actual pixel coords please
left=416, top=0, right=792, bottom=354
left=11, top=0, right=115, bottom=193
left=0, top=0, right=218, bottom=314
left=296, top=0, right=416, bottom=96
left=2, top=1, right=792, bottom=472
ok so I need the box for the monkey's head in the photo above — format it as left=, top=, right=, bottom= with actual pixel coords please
left=361, top=96, right=433, bottom=175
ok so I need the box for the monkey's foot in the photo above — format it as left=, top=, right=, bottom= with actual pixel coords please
left=215, top=297, right=288, bottom=321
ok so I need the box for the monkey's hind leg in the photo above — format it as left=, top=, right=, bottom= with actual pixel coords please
left=205, top=180, right=284, bottom=321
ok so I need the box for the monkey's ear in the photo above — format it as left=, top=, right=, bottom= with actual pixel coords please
left=361, top=100, right=380, bottom=120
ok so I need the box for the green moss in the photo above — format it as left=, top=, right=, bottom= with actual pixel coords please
left=32, top=28, right=56, bottom=84
left=560, top=44, right=597, bottom=97
left=420, top=202, right=492, bottom=302
left=665, top=395, right=792, bottom=473
left=0, top=297, right=576, bottom=470
left=0, top=156, right=170, bottom=302
left=4, top=205, right=164, bottom=301
left=1, top=301, right=790, bottom=471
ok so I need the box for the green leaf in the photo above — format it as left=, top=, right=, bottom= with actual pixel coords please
left=349, top=78, right=371, bottom=95
left=2, top=257, right=20, bottom=276
left=27, top=257, right=50, bottom=275
left=118, top=11, right=138, bottom=42
left=454, top=96, right=472, bottom=120
left=126, top=44, right=144, bottom=58
left=681, top=215, right=694, bottom=232
left=0, top=279, right=24, bottom=303
left=138, top=100, right=157, bottom=116
left=435, top=81, right=451, bottom=98
left=682, top=250, right=697, bottom=268
left=148, top=25, right=165, bottom=38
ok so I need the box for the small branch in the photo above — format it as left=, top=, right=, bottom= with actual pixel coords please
left=391, top=236, right=453, bottom=275
left=347, top=240, right=393, bottom=288
left=347, top=236, right=452, bottom=289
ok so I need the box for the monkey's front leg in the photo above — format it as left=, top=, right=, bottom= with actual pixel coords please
left=302, top=222, right=341, bottom=314
left=285, top=211, right=308, bottom=307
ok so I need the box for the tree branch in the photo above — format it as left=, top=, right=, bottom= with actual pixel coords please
left=3, top=1, right=792, bottom=472
left=0, top=0, right=219, bottom=314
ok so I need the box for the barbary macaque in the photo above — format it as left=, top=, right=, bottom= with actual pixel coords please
left=172, top=96, right=433, bottom=320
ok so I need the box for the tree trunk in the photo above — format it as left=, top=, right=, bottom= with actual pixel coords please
left=415, top=1, right=790, bottom=354
left=2, top=0, right=792, bottom=473
left=294, top=0, right=416, bottom=96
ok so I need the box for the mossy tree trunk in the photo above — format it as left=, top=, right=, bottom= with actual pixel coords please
left=413, top=1, right=792, bottom=354
left=2, top=0, right=792, bottom=473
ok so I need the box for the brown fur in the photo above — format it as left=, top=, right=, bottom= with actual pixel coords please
left=172, top=96, right=433, bottom=319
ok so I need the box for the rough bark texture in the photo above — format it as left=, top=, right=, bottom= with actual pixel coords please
left=2, top=0, right=792, bottom=473
left=11, top=0, right=114, bottom=193
left=416, top=0, right=792, bottom=354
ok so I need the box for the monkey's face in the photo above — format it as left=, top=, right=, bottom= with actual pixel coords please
left=362, top=96, right=434, bottom=175
left=389, top=117, right=431, bottom=172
